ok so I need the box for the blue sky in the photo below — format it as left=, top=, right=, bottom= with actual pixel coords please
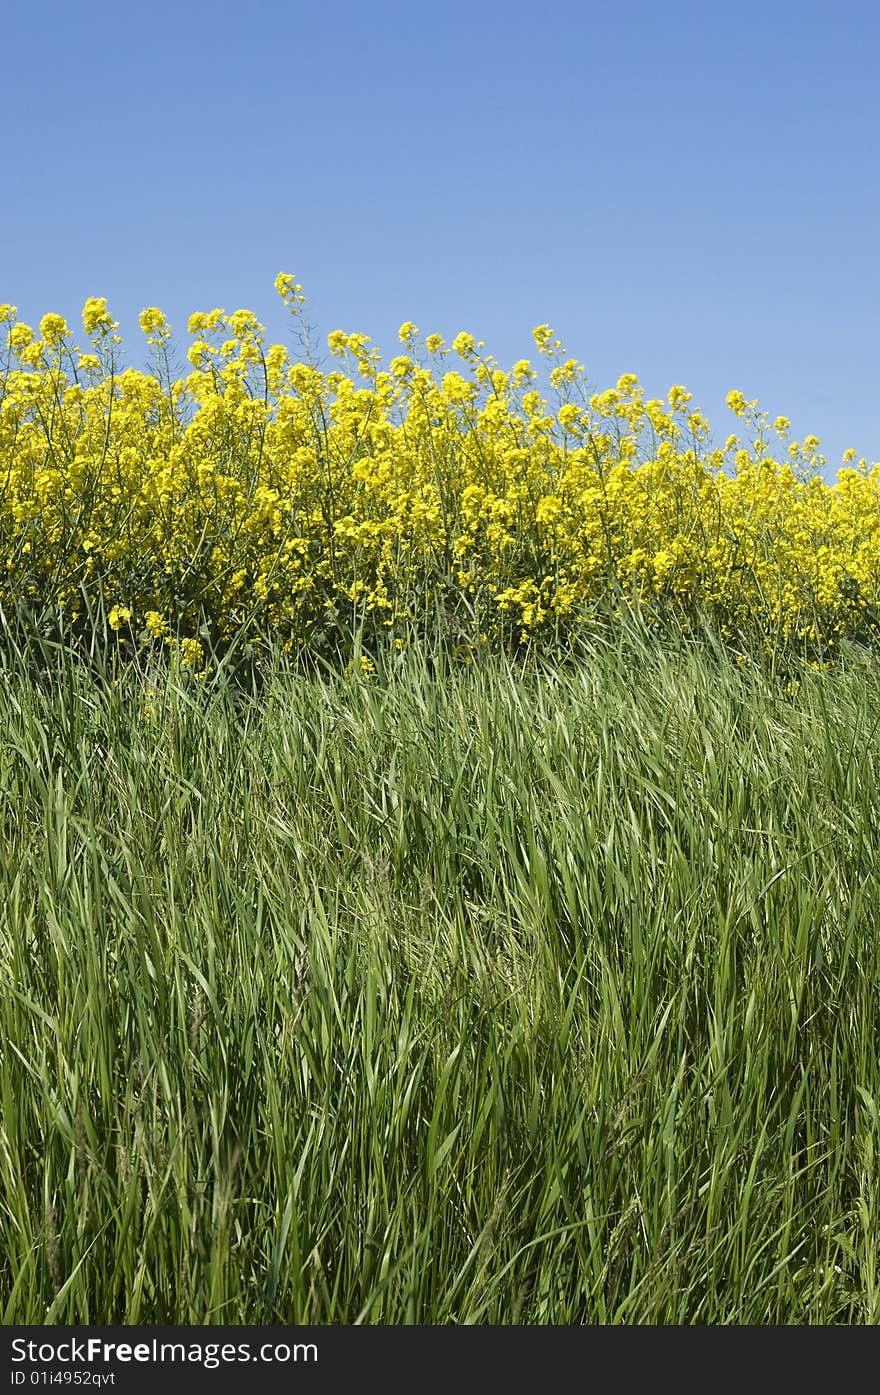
left=4, top=0, right=878, bottom=476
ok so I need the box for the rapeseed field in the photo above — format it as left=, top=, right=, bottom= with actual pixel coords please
left=2, top=276, right=878, bottom=672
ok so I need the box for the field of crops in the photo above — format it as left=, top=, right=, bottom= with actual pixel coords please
left=1, top=278, right=879, bottom=672
left=2, top=634, right=880, bottom=1323
left=3, top=283, right=880, bottom=1325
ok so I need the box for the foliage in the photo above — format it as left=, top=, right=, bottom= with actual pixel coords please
left=2, top=636, right=880, bottom=1322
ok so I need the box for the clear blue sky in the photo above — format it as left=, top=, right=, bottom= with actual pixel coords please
left=4, top=0, right=878, bottom=476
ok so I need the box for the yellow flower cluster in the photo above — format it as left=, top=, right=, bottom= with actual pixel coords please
left=1, top=278, right=878, bottom=665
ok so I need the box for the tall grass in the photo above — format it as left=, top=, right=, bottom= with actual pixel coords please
left=2, top=631, right=879, bottom=1322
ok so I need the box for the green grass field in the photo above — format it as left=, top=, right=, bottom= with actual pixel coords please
left=2, top=631, right=879, bottom=1323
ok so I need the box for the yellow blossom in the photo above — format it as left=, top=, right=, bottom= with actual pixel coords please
left=8, top=323, right=34, bottom=351
left=82, top=297, right=115, bottom=335
left=532, top=324, right=553, bottom=353
left=452, top=331, right=476, bottom=359
left=108, top=605, right=132, bottom=631
left=39, top=313, right=68, bottom=346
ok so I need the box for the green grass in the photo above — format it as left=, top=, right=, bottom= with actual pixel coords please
left=2, top=630, right=880, bottom=1323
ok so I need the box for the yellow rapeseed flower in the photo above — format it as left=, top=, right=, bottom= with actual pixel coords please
left=82, top=297, right=115, bottom=335
left=108, top=605, right=132, bottom=631
left=532, top=324, right=553, bottom=353
left=39, top=313, right=68, bottom=346
left=8, top=323, right=34, bottom=351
